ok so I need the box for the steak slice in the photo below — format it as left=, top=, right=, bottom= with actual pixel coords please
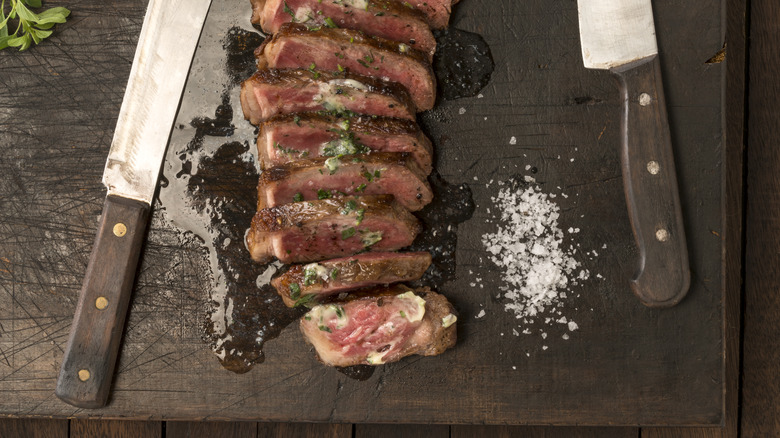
left=252, top=0, right=436, bottom=59
left=404, top=0, right=455, bottom=29
left=257, top=152, right=433, bottom=212
left=300, top=285, right=458, bottom=366
left=258, top=113, right=433, bottom=174
left=273, top=251, right=432, bottom=307
left=247, top=195, right=421, bottom=263
left=240, top=69, right=417, bottom=125
left=256, top=23, right=436, bottom=111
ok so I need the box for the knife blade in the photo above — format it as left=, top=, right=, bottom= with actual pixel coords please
left=55, top=0, right=212, bottom=408
left=577, top=0, right=690, bottom=308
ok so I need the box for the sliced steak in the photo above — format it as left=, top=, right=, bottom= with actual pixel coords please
left=258, top=113, right=433, bottom=174
left=247, top=195, right=421, bottom=263
left=300, top=285, right=458, bottom=366
left=256, top=23, right=436, bottom=111
left=257, top=152, right=433, bottom=211
left=273, top=251, right=432, bottom=307
left=240, top=69, right=417, bottom=124
left=252, top=0, right=436, bottom=59
left=403, top=0, right=455, bottom=29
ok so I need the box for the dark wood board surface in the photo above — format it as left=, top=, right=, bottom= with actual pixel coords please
left=0, top=0, right=728, bottom=425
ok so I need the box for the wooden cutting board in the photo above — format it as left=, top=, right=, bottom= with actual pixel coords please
left=0, top=0, right=729, bottom=424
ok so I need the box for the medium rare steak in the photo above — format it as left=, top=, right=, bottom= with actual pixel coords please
left=258, top=113, right=433, bottom=174
left=240, top=69, right=417, bottom=124
left=247, top=195, right=421, bottom=263
left=300, top=285, right=457, bottom=366
left=256, top=152, right=433, bottom=211
left=252, top=0, right=436, bottom=59
left=273, top=251, right=432, bottom=307
left=405, top=0, right=456, bottom=29
left=256, top=23, right=436, bottom=111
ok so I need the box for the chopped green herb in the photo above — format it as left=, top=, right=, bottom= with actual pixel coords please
left=317, top=189, right=332, bottom=199
left=355, top=183, right=367, bottom=192
left=283, top=1, right=297, bottom=21
left=341, top=227, right=356, bottom=239
left=374, top=170, right=381, bottom=178
left=304, top=315, right=312, bottom=320
left=375, top=11, right=385, bottom=16
left=360, top=230, right=383, bottom=247
left=289, top=283, right=301, bottom=299
left=303, top=265, right=323, bottom=286
left=294, top=293, right=317, bottom=308
left=324, top=17, right=338, bottom=28
left=293, top=193, right=304, bottom=202
left=330, top=268, right=339, bottom=279
left=335, top=306, right=344, bottom=318
left=362, top=171, right=374, bottom=182
left=318, top=325, right=332, bottom=333
left=355, top=208, right=365, bottom=225
left=337, top=64, right=345, bottom=72
left=335, top=51, right=344, bottom=58
left=293, top=115, right=302, bottom=126
left=341, top=199, right=358, bottom=215
left=399, top=310, right=406, bottom=318
left=357, top=59, right=370, bottom=69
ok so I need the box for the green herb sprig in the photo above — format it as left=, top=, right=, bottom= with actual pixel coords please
left=0, top=0, right=70, bottom=51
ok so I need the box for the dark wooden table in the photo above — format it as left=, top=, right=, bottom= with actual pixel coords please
left=4, top=0, right=778, bottom=435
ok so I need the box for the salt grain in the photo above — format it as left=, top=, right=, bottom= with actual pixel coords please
left=482, top=182, right=590, bottom=347
left=509, top=136, right=517, bottom=145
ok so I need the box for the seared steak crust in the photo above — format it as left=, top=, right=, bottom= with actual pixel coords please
left=258, top=113, right=433, bottom=174
left=256, top=23, right=436, bottom=111
left=247, top=195, right=421, bottom=263
left=241, top=68, right=417, bottom=124
left=273, top=251, right=432, bottom=307
left=254, top=0, right=436, bottom=59
left=257, top=152, right=433, bottom=211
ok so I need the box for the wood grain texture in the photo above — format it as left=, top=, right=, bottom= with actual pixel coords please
left=741, top=0, right=780, bottom=436
left=355, top=424, right=447, bottom=438
left=167, top=421, right=256, bottom=438
left=257, top=422, right=352, bottom=438
left=0, top=0, right=727, bottom=425
left=70, top=419, right=161, bottom=438
left=641, top=428, right=722, bottom=438
left=451, top=426, right=637, bottom=438
left=0, top=418, right=68, bottom=438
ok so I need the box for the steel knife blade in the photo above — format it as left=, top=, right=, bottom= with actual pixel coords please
left=55, top=0, right=213, bottom=408
left=577, top=0, right=690, bottom=307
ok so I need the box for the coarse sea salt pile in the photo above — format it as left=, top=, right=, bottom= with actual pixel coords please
left=482, top=183, right=589, bottom=334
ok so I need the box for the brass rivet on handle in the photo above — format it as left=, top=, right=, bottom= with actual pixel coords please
left=78, top=369, right=91, bottom=382
left=95, top=296, right=109, bottom=310
left=639, top=93, right=652, bottom=106
left=647, top=161, right=660, bottom=175
left=113, top=223, right=127, bottom=237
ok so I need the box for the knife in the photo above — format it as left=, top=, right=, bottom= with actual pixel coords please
left=55, top=0, right=213, bottom=408
left=577, top=0, right=690, bottom=307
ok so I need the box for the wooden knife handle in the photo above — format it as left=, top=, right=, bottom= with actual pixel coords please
left=612, top=55, right=691, bottom=308
left=55, top=195, right=150, bottom=408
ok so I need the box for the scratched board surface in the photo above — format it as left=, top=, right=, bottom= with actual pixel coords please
left=0, top=0, right=727, bottom=424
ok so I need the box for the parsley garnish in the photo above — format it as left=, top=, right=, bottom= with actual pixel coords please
left=0, top=0, right=70, bottom=51
left=317, top=189, right=332, bottom=199
left=341, top=227, right=356, bottom=239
